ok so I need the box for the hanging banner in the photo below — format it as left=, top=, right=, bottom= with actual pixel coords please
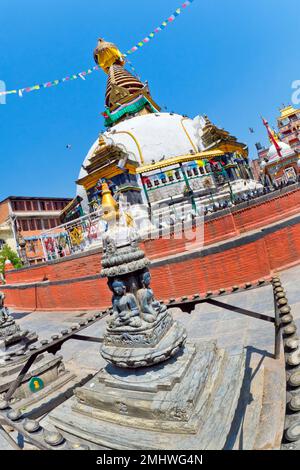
left=0, top=0, right=195, bottom=100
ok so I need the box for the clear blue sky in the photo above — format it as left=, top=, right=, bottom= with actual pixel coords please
left=0, top=0, right=299, bottom=200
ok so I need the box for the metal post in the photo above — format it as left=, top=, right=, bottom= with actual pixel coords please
left=179, top=163, right=197, bottom=213
left=227, top=181, right=235, bottom=204
left=40, top=236, right=47, bottom=262
left=140, top=174, right=152, bottom=218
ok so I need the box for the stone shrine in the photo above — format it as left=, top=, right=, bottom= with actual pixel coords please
left=45, top=184, right=244, bottom=450
left=0, top=292, right=77, bottom=413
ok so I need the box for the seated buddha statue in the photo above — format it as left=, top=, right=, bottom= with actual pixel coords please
left=0, top=292, right=10, bottom=326
left=109, top=280, right=142, bottom=329
left=137, top=271, right=167, bottom=323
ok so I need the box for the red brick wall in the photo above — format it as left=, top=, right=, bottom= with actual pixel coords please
left=2, top=187, right=300, bottom=312
left=232, top=189, right=300, bottom=233
left=1, top=223, right=297, bottom=312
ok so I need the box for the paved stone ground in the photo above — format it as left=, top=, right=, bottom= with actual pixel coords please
left=171, top=284, right=276, bottom=359
left=2, top=263, right=300, bottom=450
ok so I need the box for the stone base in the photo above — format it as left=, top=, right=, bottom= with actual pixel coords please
left=0, top=352, right=72, bottom=408
left=46, top=341, right=246, bottom=450
left=0, top=331, right=37, bottom=355
left=101, top=319, right=186, bottom=368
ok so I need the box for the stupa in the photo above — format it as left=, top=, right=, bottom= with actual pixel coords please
left=75, top=38, right=258, bottom=220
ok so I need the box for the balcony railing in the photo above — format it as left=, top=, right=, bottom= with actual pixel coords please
left=25, top=208, right=106, bottom=262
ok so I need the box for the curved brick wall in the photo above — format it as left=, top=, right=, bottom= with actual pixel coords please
left=2, top=185, right=300, bottom=312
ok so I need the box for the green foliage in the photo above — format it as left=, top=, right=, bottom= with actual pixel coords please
left=0, top=244, right=22, bottom=275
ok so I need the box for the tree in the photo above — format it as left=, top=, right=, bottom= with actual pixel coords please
left=0, top=244, right=22, bottom=276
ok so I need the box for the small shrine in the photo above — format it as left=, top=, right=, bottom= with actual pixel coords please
left=0, top=292, right=76, bottom=412
left=259, top=117, right=300, bottom=185
left=43, top=184, right=230, bottom=450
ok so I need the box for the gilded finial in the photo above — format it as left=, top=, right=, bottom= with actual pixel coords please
left=101, top=182, right=119, bottom=223
left=93, top=38, right=125, bottom=74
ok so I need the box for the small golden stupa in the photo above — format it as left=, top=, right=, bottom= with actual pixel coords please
left=101, top=181, right=119, bottom=223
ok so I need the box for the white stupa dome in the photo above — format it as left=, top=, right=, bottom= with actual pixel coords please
left=80, top=113, right=205, bottom=170
left=77, top=112, right=206, bottom=207
left=267, top=141, right=294, bottom=162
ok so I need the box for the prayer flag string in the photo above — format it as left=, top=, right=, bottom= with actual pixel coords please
left=0, top=0, right=195, bottom=99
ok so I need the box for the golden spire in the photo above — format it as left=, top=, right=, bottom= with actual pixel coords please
left=101, top=182, right=119, bottom=223
left=93, top=38, right=125, bottom=74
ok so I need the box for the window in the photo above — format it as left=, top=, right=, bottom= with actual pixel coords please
left=45, top=201, right=53, bottom=211
left=43, top=219, right=49, bottom=230
left=32, top=200, right=39, bottom=211
left=12, top=200, right=25, bottom=211
left=35, top=219, right=42, bottom=230
left=49, top=219, right=57, bottom=228
left=25, top=201, right=32, bottom=211
left=40, top=201, right=53, bottom=211
left=20, top=220, right=29, bottom=231
left=53, top=201, right=65, bottom=210
left=29, top=219, right=36, bottom=230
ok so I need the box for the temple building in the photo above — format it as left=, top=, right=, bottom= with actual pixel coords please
left=258, top=112, right=300, bottom=186
left=75, top=38, right=258, bottom=218
left=278, top=105, right=300, bottom=152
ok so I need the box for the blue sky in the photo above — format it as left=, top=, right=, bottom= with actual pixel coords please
left=0, top=0, right=299, bottom=200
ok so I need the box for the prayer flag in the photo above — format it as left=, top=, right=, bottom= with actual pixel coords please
left=2, top=0, right=195, bottom=100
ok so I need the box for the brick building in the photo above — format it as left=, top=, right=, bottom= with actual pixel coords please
left=250, top=158, right=261, bottom=181
left=0, top=196, right=71, bottom=264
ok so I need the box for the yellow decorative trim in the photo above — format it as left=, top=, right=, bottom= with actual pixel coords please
left=113, top=131, right=144, bottom=164
left=181, top=117, right=198, bottom=153
left=136, top=150, right=225, bottom=174
left=60, top=196, right=80, bottom=216
left=278, top=105, right=299, bottom=121
left=217, top=143, right=248, bottom=158
left=77, top=163, right=137, bottom=190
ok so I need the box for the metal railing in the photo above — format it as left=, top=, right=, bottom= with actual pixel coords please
left=166, top=279, right=282, bottom=360
left=25, top=208, right=106, bottom=262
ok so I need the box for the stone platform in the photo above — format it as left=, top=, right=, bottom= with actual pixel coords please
left=44, top=341, right=246, bottom=449
left=102, top=315, right=186, bottom=369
